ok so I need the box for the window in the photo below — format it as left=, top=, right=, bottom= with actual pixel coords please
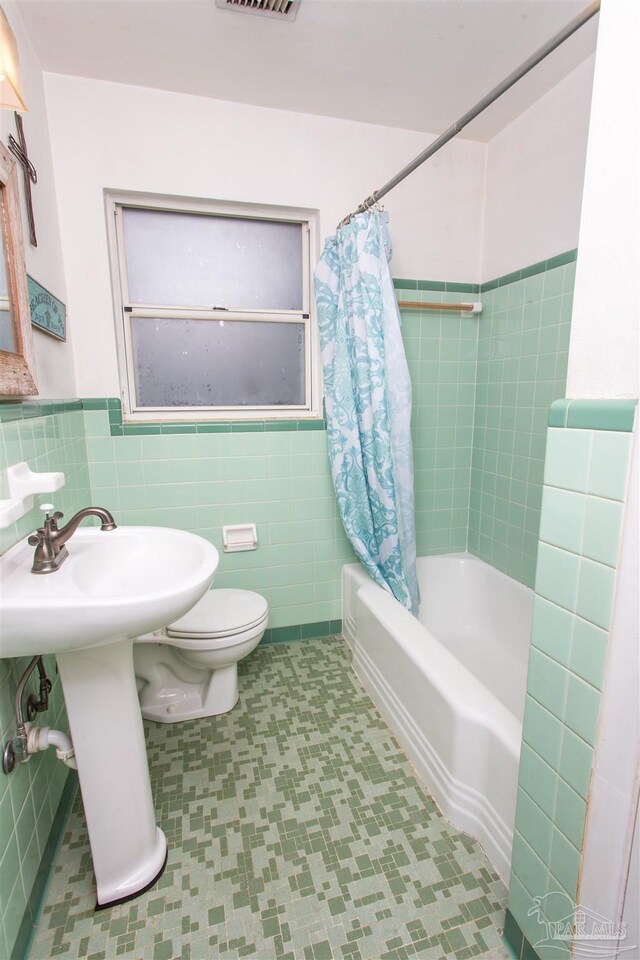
left=106, top=192, right=320, bottom=421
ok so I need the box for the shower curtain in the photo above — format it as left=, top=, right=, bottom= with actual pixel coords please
left=314, top=209, right=419, bottom=614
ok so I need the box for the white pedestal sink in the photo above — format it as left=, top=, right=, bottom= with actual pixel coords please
left=0, top=526, right=219, bottom=906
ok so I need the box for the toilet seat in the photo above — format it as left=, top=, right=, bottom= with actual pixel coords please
left=166, top=589, right=268, bottom=640
left=166, top=615, right=268, bottom=651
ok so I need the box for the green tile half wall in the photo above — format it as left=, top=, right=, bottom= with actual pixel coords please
left=0, top=406, right=88, bottom=960
left=505, top=399, right=636, bottom=960
left=81, top=403, right=353, bottom=632
left=395, top=287, right=479, bottom=555
left=0, top=248, right=582, bottom=651
left=0, top=250, right=625, bottom=960
left=468, top=253, right=577, bottom=587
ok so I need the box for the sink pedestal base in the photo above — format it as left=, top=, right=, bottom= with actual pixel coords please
left=57, top=638, right=167, bottom=906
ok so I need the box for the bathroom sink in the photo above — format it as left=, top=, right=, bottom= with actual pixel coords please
left=0, top=525, right=219, bottom=657
left=0, top=523, right=219, bottom=907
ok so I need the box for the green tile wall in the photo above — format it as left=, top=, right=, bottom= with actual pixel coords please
left=507, top=405, right=636, bottom=959
left=81, top=288, right=479, bottom=629
left=79, top=254, right=576, bottom=628
left=0, top=407, right=89, bottom=959
left=397, top=289, right=479, bottom=554
left=468, top=255, right=577, bottom=587
left=83, top=409, right=354, bottom=630
left=1, top=263, right=630, bottom=960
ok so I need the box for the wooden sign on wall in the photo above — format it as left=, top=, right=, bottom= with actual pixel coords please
left=28, top=276, right=66, bottom=341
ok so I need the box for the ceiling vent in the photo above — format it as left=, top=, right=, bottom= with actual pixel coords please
left=215, top=0, right=301, bottom=21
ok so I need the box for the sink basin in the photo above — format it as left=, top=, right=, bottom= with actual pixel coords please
left=0, top=526, right=219, bottom=657
left=0, top=523, right=219, bottom=907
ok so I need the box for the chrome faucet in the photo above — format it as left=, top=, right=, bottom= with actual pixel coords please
left=28, top=505, right=117, bottom=574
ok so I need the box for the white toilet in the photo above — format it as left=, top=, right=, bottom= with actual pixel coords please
left=133, top=589, right=268, bottom=723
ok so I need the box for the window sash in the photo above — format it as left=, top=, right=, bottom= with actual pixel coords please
left=123, top=308, right=312, bottom=419
left=121, top=207, right=305, bottom=313
left=106, top=192, right=320, bottom=421
left=117, top=205, right=310, bottom=314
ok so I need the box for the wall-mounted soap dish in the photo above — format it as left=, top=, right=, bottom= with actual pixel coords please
left=0, top=462, right=66, bottom=528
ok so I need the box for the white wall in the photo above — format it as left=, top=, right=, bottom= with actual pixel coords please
left=1, top=2, right=74, bottom=398
left=43, top=73, right=486, bottom=399
left=40, top=27, right=600, bottom=399
left=620, top=802, right=639, bottom=959
left=571, top=3, right=639, bottom=949
left=482, top=55, right=595, bottom=281
left=566, top=0, right=639, bottom=399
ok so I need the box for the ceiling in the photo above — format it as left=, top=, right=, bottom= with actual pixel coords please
left=17, top=0, right=598, bottom=141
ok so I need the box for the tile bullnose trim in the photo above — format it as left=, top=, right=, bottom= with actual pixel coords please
left=0, top=398, right=83, bottom=423
left=393, top=277, right=481, bottom=294
left=549, top=399, right=638, bottom=432
left=393, top=248, right=577, bottom=298
left=482, top=249, right=578, bottom=292
left=80, top=399, right=327, bottom=435
left=549, top=399, right=571, bottom=428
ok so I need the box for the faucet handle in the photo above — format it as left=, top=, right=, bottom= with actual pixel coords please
left=39, top=504, right=63, bottom=528
left=29, top=505, right=62, bottom=545
left=29, top=506, right=53, bottom=544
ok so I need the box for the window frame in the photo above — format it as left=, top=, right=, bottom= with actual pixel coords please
left=105, top=190, right=321, bottom=422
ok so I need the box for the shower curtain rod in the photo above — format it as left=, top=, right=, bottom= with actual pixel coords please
left=339, top=0, right=600, bottom=227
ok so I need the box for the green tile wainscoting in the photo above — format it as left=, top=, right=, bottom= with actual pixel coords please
left=505, top=398, right=637, bottom=960
left=0, top=407, right=89, bottom=960
left=398, top=251, right=577, bottom=572
left=0, top=250, right=580, bottom=958
left=81, top=404, right=354, bottom=632
left=468, top=252, right=577, bottom=588
left=79, top=269, right=492, bottom=626
left=0, top=403, right=89, bottom=555
left=11, top=773, right=78, bottom=960
left=395, top=287, right=479, bottom=555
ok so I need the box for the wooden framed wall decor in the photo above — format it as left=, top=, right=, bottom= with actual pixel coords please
left=0, top=140, right=37, bottom=396
left=28, top=276, right=66, bottom=341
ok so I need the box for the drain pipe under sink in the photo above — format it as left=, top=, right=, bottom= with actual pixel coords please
left=26, top=723, right=77, bottom=769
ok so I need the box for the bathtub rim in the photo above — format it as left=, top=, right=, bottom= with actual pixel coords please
left=344, top=553, right=531, bottom=885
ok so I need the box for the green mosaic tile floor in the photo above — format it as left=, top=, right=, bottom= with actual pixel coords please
left=30, top=639, right=508, bottom=960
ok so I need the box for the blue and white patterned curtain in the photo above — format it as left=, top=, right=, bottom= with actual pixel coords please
left=314, top=210, right=419, bottom=614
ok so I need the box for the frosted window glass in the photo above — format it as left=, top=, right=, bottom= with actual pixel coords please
left=123, top=208, right=303, bottom=310
left=131, top=318, right=305, bottom=407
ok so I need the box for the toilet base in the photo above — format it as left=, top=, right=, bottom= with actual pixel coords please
left=138, top=661, right=239, bottom=723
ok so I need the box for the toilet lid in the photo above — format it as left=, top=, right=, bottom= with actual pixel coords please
left=166, top=589, right=268, bottom=640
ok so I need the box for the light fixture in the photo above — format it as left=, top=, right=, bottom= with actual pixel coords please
left=0, top=6, right=27, bottom=111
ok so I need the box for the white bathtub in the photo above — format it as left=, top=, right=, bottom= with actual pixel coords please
left=342, top=553, right=533, bottom=883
